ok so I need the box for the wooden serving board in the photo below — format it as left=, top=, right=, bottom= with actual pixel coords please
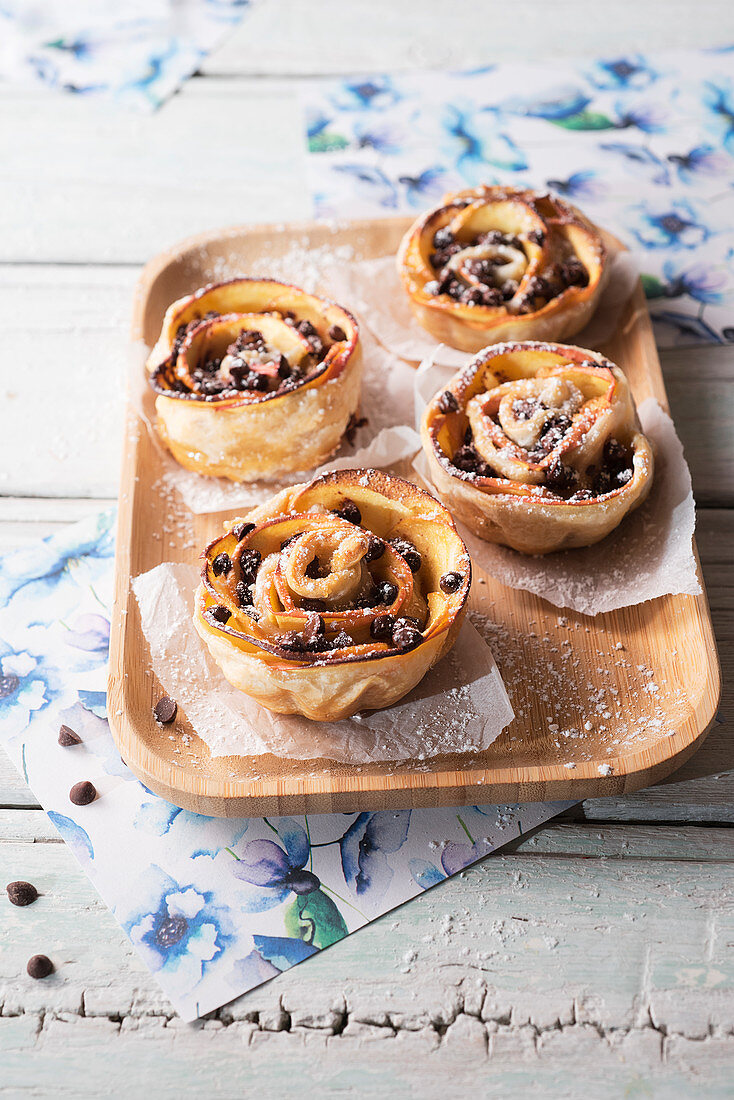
left=108, top=217, right=721, bottom=817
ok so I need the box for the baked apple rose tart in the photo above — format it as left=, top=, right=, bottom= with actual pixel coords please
left=398, top=186, right=607, bottom=352
left=194, top=470, right=471, bottom=721
left=421, top=342, right=654, bottom=555
left=146, top=278, right=362, bottom=481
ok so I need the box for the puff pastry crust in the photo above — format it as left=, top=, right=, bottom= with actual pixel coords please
left=398, top=186, right=608, bottom=353
left=193, top=469, right=471, bottom=721
left=421, top=342, right=654, bottom=555
left=147, top=278, right=362, bottom=481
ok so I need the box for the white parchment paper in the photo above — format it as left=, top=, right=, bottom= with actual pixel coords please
left=131, top=330, right=421, bottom=515
left=328, top=249, right=641, bottom=366
left=413, top=356, right=700, bottom=615
left=132, top=562, right=514, bottom=764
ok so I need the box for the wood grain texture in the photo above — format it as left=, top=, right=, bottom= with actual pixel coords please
left=106, top=217, right=720, bottom=816
left=203, top=0, right=734, bottom=76
left=2, top=811, right=733, bottom=1097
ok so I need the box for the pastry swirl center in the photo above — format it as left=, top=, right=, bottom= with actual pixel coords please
left=282, top=529, right=370, bottom=606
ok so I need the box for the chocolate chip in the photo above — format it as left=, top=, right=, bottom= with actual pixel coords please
left=438, top=390, right=459, bottom=414
left=296, top=319, right=317, bottom=337
left=433, top=226, right=454, bottom=249
left=328, top=324, right=347, bottom=342
left=228, top=362, right=249, bottom=389
left=6, top=881, right=38, bottom=907
left=391, top=618, right=422, bottom=651
left=239, top=548, right=262, bottom=583
left=304, top=613, right=325, bottom=641
left=58, top=724, right=81, bottom=747
left=390, top=537, right=421, bottom=573
left=439, top=571, right=463, bottom=594
left=246, top=371, right=270, bottom=392
left=527, top=229, right=546, bottom=245
left=365, top=536, right=385, bottom=562
left=331, top=630, right=353, bottom=649
left=559, top=258, right=589, bottom=287
left=212, top=552, right=232, bottom=577
left=460, top=286, right=487, bottom=305
left=477, top=229, right=505, bottom=246
left=69, top=781, right=97, bottom=806
left=279, top=631, right=305, bottom=653
left=232, top=521, right=255, bottom=542
left=209, top=604, right=231, bottom=625
left=153, top=696, right=177, bottom=724
left=305, top=555, right=323, bottom=579
left=238, top=328, right=265, bottom=348
left=235, top=580, right=253, bottom=607
left=525, top=275, right=550, bottom=300
left=345, top=414, right=368, bottom=446
left=370, top=614, right=395, bottom=640
left=277, top=354, right=291, bottom=378
left=300, top=598, right=326, bottom=612
left=378, top=581, right=398, bottom=605
left=500, top=279, right=519, bottom=301
left=537, top=414, right=572, bottom=455
left=545, top=457, right=578, bottom=496
left=336, top=500, right=361, bottom=525
left=27, top=954, right=53, bottom=980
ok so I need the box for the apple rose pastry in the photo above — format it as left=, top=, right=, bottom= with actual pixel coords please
left=421, top=342, right=654, bottom=555
left=146, top=278, right=362, bottom=481
left=398, top=186, right=607, bottom=352
left=193, top=469, right=471, bottom=721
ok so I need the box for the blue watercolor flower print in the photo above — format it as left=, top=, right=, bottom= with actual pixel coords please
left=123, top=865, right=235, bottom=990
left=666, top=144, right=731, bottom=184
left=64, top=613, right=110, bottom=654
left=626, top=199, right=710, bottom=249
left=135, top=799, right=248, bottom=857
left=251, top=935, right=318, bottom=971
left=610, top=98, right=668, bottom=134
left=599, top=143, right=670, bottom=185
left=500, top=85, right=591, bottom=122
left=228, top=818, right=349, bottom=947
left=47, top=811, right=94, bottom=865
left=228, top=817, right=320, bottom=908
left=0, top=510, right=114, bottom=604
left=546, top=170, right=605, bottom=200
left=643, top=260, right=730, bottom=306
left=587, top=56, right=658, bottom=90
left=440, top=104, right=527, bottom=183
left=332, top=164, right=399, bottom=209
left=0, top=637, right=68, bottom=738
left=340, top=810, right=411, bottom=913
left=703, top=81, right=734, bottom=152
left=398, top=166, right=451, bottom=207
left=330, top=77, right=402, bottom=113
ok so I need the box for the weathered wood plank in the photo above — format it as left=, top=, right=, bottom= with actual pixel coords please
left=1, top=814, right=733, bottom=1095
left=203, top=0, right=734, bottom=75
left=0, top=81, right=309, bottom=265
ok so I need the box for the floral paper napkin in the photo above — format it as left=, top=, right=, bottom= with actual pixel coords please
left=0, top=513, right=572, bottom=1021
left=300, top=46, right=734, bottom=347
left=0, top=0, right=255, bottom=110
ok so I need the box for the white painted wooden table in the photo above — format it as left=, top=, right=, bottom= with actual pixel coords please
left=1, top=3, right=734, bottom=1095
